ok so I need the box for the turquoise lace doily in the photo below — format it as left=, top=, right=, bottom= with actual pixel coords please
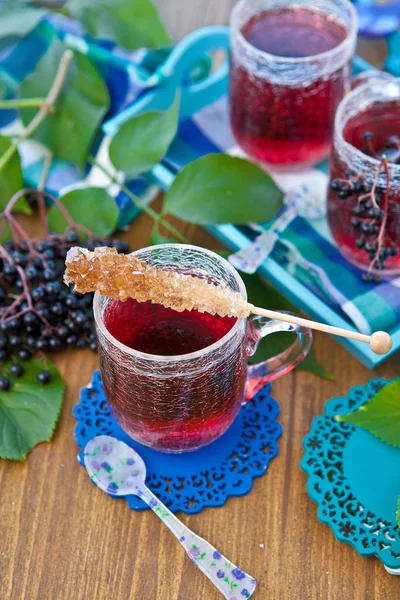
left=74, top=370, right=282, bottom=514
left=301, top=378, right=400, bottom=573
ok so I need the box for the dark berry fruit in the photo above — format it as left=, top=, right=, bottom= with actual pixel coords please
left=65, top=294, right=77, bottom=309
left=23, top=312, right=37, bottom=326
left=72, top=310, right=86, bottom=325
left=76, top=338, right=87, bottom=349
left=365, top=242, right=377, bottom=254
left=42, top=248, right=55, bottom=259
left=18, top=348, right=31, bottom=361
left=56, top=325, right=69, bottom=339
left=37, top=370, right=51, bottom=384
left=351, top=217, right=360, bottom=228
left=390, top=247, right=398, bottom=257
left=43, top=268, right=56, bottom=281
left=362, top=272, right=373, bottom=282
left=45, top=281, right=61, bottom=296
left=25, top=266, right=38, bottom=281
left=3, top=264, right=17, bottom=278
left=35, top=339, right=48, bottom=351
left=7, top=318, right=20, bottom=331
left=66, top=335, right=77, bottom=346
left=0, top=377, right=11, bottom=391
left=0, top=335, right=8, bottom=349
left=32, top=287, right=45, bottom=301
left=13, top=252, right=27, bottom=266
left=362, top=131, right=374, bottom=142
left=49, top=338, right=61, bottom=351
left=26, top=335, right=36, bottom=348
left=10, top=363, right=24, bottom=378
left=353, top=179, right=364, bottom=192
left=337, top=189, right=349, bottom=200
left=65, top=231, right=79, bottom=244
left=89, top=341, right=98, bottom=352
left=0, top=349, right=8, bottom=361
left=111, top=240, right=130, bottom=253
left=352, top=205, right=363, bottom=216
left=9, top=335, right=22, bottom=347
left=50, top=302, right=64, bottom=316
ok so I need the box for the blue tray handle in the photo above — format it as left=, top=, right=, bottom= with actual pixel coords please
left=103, top=26, right=230, bottom=135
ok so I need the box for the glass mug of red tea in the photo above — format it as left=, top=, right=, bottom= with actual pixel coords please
left=328, top=72, right=400, bottom=277
left=94, top=245, right=312, bottom=453
left=229, top=0, right=357, bottom=170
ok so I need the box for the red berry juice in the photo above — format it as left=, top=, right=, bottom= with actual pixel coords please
left=328, top=101, right=400, bottom=272
left=101, top=297, right=248, bottom=452
left=229, top=6, right=350, bottom=168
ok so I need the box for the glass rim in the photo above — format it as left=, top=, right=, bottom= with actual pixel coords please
left=334, top=77, right=400, bottom=171
left=93, top=244, right=247, bottom=363
left=230, top=0, right=358, bottom=66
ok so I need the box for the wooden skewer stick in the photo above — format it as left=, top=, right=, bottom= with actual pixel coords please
left=249, top=306, right=393, bottom=355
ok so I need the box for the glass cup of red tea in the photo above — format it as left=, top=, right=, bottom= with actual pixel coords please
left=229, top=0, right=357, bottom=170
left=328, top=72, right=400, bottom=278
left=94, top=245, right=312, bottom=453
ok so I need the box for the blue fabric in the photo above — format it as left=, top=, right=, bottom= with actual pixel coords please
left=163, top=95, right=400, bottom=335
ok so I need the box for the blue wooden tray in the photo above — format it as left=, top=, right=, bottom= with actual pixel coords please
left=102, top=26, right=400, bottom=370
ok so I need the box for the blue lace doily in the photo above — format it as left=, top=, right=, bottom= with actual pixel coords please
left=301, top=378, right=400, bottom=572
left=74, top=370, right=282, bottom=514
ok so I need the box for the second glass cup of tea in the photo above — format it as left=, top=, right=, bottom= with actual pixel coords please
left=95, top=245, right=312, bottom=453
left=229, top=0, right=357, bottom=170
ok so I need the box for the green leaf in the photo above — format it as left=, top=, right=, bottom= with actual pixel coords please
left=217, top=258, right=333, bottom=380
left=109, top=96, right=179, bottom=179
left=66, top=0, right=171, bottom=50
left=163, top=155, right=283, bottom=225
left=19, top=37, right=110, bottom=168
left=0, top=136, right=30, bottom=213
left=337, top=379, right=400, bottom=447
left=0, top=2, right=48, bottom=39
left=47, top=187, right=119, bottom=238
left=0, top=357, right=65, bottom=460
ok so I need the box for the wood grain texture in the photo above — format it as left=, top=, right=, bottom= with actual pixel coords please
left=1, top=3, right=400, bottom=599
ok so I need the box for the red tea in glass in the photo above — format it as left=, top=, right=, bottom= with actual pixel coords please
left=94, top=246, right=312, bottom=453
left=328, top=73, right=400, bottom=275
left=229, top=0, right=357, bottom=169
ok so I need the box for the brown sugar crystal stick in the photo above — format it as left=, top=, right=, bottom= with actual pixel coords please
left=64, top=247, right=393, bottom=356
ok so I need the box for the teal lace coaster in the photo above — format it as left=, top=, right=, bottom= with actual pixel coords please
left=301, top=378, right=400, bottom=574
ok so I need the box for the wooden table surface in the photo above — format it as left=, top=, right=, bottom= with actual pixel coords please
left=1, top=3, right=399, bottom=599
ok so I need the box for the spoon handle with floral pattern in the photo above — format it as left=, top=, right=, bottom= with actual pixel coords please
left=137, top=484, right=257, bottom=599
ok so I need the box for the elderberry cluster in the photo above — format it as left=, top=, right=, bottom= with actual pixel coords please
left=330, top=130, right=398, bottom=282
left=0, top=231, right=129, bottom=391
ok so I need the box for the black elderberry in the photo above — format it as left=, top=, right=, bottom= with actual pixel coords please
left=76, top=339, right=87, bottom=349
left=65, top=294, right=77, bottom=308
left=372, top=224, right=380, bottom=234
left=25, top=266, right=38, bottom=281
left=49, top=338, right=61, bottom=351
left=56, top=325, right=69, bottom=339
left=390, top=247, right=398, bottom=257
left=9, top=335, right=22, bottom=348
left=72, top=310, right=86, bottom=325
left=337, top=189, right=350, bottom=200
left=89, top=341, right=98, bottom=352
left=31, top=287, right=45, bottom=301
left=3, top=264, right=17, bottom=278
left=7, top=318, right=20, bottom=331
left=0, top=335, right=8, bottom=349
left=65, top=231, right=79, bottom=244
left=361, top=222, right=371, bottom=234
left=35, top=338, right=48, bottom=351
left=23, top=312, right=37, bottom=326
left=352, top=206, right=363, bottom=217
left=66, top=334, right=78, bottom=346
left=0, top=349, right=8, bottom=361
left=0, top=377, right=11, bottom=391
left=362, top=273, right=373, bottom=282
left=50, top=302, right=64, bottom=316
left=10, top=363, right=24, bottom=378
left=111, top=240, right=130, bottom=253
left=351, top=217, right=360, bottom=228
left=362, top=131, right=374, bottom=143
left=43, top=268, right=56, bottom=281
left=37, top=370, right=51, bottom=384
left=365, top=242, right=378, bottom=254
left=26, top=335, right=36, bottom=347
left=18, top=348, right=31, bottom=361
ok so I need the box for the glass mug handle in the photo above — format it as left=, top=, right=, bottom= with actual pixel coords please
left=244, top=311, right=312, bottom=400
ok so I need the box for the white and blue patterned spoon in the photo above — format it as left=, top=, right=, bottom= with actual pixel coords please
left=84, top=435, right=257, bottom=599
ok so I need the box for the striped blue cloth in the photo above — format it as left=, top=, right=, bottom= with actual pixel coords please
left=162, top=95, right=400, bottom=335
left=0, top=16, right=159, bottom=228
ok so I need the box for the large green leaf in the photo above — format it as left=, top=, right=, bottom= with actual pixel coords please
left=19, top=37, right=110, bottom=168
left=0, top=136, right=30, bottom=213
left=0, top=2, right=48, bottom=39
left=0, top=357, right=65, bottom=460
left=164, top=155, right=284, bottom=225
left=66, top=0, right=171, bottom=50
left=109, top=96, right=179, bottom=179
left=47, top=187, right=119, bottom=238
left=337, top=379, right=400, bottom=447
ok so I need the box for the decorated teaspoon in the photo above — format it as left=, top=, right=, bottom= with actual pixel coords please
left=84, top=435, right=257, bottom=599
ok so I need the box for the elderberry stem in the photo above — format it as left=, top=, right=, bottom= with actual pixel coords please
left=86, top=155, right=190, bottom=244
left=0, top=50, right=73, bottom=174
left=0, top=97, right=50, bottom=110
left=37, top=152, right=53, bottom=192
left=370, top=156, right=390, bottom=273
